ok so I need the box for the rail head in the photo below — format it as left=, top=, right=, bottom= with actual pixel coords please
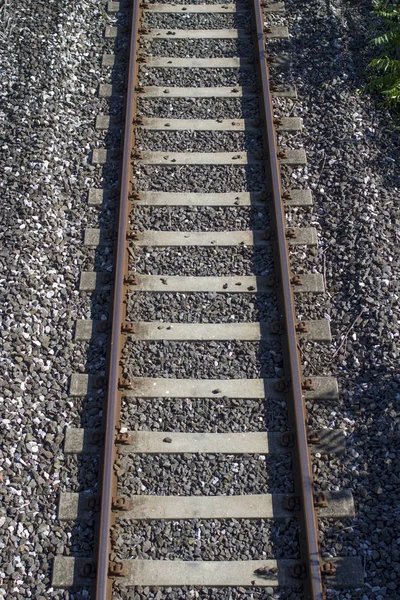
left=251, top=1, right=324, bottom=599
left=95, top=1, right=142, bottom=599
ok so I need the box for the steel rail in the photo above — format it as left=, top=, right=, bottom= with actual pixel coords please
left=95, top=1, right=141, bottom=598
left=251, top=1, right=324, bottom=598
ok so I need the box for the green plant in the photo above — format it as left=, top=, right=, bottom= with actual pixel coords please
left=368, top=0, right=400, bottom=107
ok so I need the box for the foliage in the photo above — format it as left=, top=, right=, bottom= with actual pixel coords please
left=368, top=0, right=400, bottom=107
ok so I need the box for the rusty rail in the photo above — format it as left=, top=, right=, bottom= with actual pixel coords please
left=252, top=1, right=324, bottom=599
left=95, top=1, right=141, bottom=599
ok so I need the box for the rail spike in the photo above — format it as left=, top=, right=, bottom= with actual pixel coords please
left=109, top=562, right=127, bottom=577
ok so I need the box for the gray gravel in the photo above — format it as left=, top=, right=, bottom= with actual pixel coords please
left=3, top=0, right=397, bottom=596
left=112, top=518, right=299, bottom=560
left=82, top=245, right=114, bottom=273
left=146, top=0, right=250, bottom=3
left=137, top=97, right=260, bottom=119
left=136, top=130, right=263, bottom=153
left=277, top=0, right=400, bottom=596
left=139, top=67, right=257, bottom=87
left=135, top=165, right=266, bottom=192
left=127, top=292, right=280, bottom=322
left=280, top=166, right=310, bottom=193
left=287, top=245, right=321, bottom=276
left=118, top=454, right=293, bottom=496
left=142, top=13, right=252, bottom=31
left=121, top=340, right=283, bottom=379
left=294, top=295, right=329, bottom=323
left=121, top=397, right=288, bottom=432
left=130, top=246, right=274, bottom=276
left=112, top=586, right=304, bottom=600
left=64, top=455, right=99, bottom=494
left=286, top=205, right=315, bottom=228
left=278, top=131, right=306, bottom=151
left=0, top=0, right=116, bottom=597
left=99, top=126, right=123, bottom=151
left=70, top=395, right=103, bottom=430
left=78, top=289, right=113, bottom=320
left=141, top=38, right=254, bottom=59
left=131, top=206, right=270, bottom=230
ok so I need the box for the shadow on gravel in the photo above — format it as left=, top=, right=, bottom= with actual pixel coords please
left=65, top=2, right=132, bottom=586
left=280, top=0, right=400, bottom=595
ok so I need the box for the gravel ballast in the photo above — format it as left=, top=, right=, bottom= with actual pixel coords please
left=139, top=67, right=257, bottom=88
left=122, top=340, right=283, bottom=379
left=2, top=0, right=399, bottom=597
left=135, top=165, right=266, bottom=192
left=112, top=518, right=299, bottom=560
left=121, top=396, right=288, bottom=432
left=131, top=206, right=270, bottom=231
left=0, top=0, right=116, bottom=598
left=141, top=38, right=254, bottom=59
left=130, top=246, right=275, bottom=276
left=118, top=454, right=293, bottom=496
left=127, top=292, right=280, bottom=322
left=136, top=130, right=263, bottom=153
left=112, top=587, right=304, bottom=600
left=137, top=97, right=260, bottom=119
left=142, top=13, right=252, bottom=30
left=269, top=0, right=400, bottom=597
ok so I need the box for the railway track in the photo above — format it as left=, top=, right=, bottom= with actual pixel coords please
left=53, top=0, right=363, bottom=598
